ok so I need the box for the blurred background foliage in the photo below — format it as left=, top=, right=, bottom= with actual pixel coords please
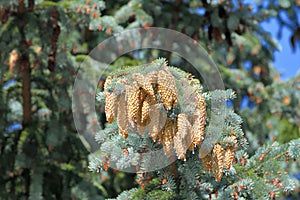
left=0, top=0, right=299, bottom=199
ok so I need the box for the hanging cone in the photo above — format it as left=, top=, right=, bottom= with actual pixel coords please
left=201, top=153, right=213, bottom=173
left=174, top=113, right=192, bottom=160
left=212, top=143, right=224, bottom=182
left=104, top=76, right=112, bottom=92
left=157, top=68, right=178, bottom=110
left=162, top=119, right=175, bottom=157
left=191, top=108, right=205, bottom=147
left=225, top=134, right=238, bottom=169
left=132, top=73, right=155, bottom=97
left=148, top=104, right=166, bottom=141
left=105, top=93, right=118, bottom=123
left=146, top=71, right=158, bottom=84
left=126, top=82, right=141, bottom=127
left=194, top=93, right=206, bottom=146
left=141, top=95, right=156, bottom=124
left=117, top=94, right=128, bottom=138
left=225, top=146, right=235, bottom=170
left=104, top=76, right=118, bottom=123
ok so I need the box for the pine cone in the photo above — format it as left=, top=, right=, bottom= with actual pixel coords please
left=146, top=71, right=158, bottom=84
left=105, top=93, right=118, bottom=123
left=201, top=153, right=213, bottom=173
left=132, top=73, right=155, bottom=97
left=156, top=129, right=164, bottom=143
left=117, top=94, right=128, bottom=138
left=188, top=143, right=195, bottom=152
left=224, top=134, right=238, bottom=169
left=139, top=89, right=147, bottom=102
left=174, top=113, right=192, bottom=160
left=212, top=143, right=224, bottom=182
left=104, top=76, right=118, bottom=123
left=119, top=129, right=128, bottom=139
left=126, top=82, right=141, bottom=127
left=162, top=119, right=175, bottom=157
left=141, top=95, right=155, bottom=124
left=191, top=108, right=205, bottom=147
left=104, top=76, right=112, bottom=92
left=225, top=146, right=235, bottom=170
left=157, top=68, right=178, bottom=110
left=148, top=104, right=166, bottom=140
left=194, top=93, right=206, bottom=146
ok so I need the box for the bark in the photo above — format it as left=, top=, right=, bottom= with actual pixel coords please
left=17, top=1, right=32, bottom=198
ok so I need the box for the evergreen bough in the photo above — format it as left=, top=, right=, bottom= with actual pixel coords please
left=89, top=59, right=300, bottom=199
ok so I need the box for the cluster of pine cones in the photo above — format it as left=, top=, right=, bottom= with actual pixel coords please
left=201, top=135, right=237, bottom=182
left=103, top=61, right=237, bottom=182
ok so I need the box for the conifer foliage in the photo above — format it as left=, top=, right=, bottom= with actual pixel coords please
left=102, top=60, right=209, bottom=160
left=1, top=0, right=300, bottom=199
left=90, top=59, right=300, bottom=199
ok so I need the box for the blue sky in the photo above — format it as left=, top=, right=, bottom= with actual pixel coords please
left=260, top=18, right=299, bottom=79
left=242, top=0, right=300, bottom=79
